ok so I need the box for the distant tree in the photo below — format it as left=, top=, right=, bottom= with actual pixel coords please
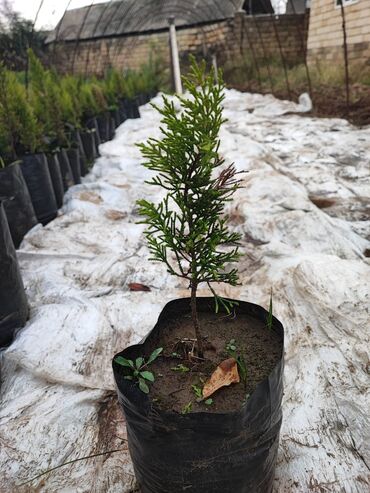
left=0, top=0, right=47, bottom=71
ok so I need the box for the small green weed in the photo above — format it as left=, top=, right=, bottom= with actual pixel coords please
left=115, top=347, right=163, bottom=394
left=182, top=402, right=192, bottom=414
left=192, top=384, right=203, bottom=399
left=225, top=339, right=247, bottom=386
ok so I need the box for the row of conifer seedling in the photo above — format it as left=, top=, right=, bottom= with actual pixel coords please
left=0, top=50, right=160, bottom=248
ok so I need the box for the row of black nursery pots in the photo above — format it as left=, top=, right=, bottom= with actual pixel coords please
left=113, top=298, right=285, bottom=493
left=0, top=201, right=29, bottom=348
left=0, top=96, right=143, bottom=349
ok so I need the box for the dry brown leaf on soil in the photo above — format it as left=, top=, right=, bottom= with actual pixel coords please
left=202, top=358, right=240, bottom=399
left=128, top=283, right=151, bottom=292
left=105, top=209, right=127, bottom=221
left=78, top=191, right=103, bottom=204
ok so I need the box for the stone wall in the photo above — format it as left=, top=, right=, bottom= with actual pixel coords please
left=307, top=0, right=370, bottom=67
left=49, top=12, right=308, bottom=77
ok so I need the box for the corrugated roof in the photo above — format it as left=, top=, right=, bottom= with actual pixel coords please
left=47, top=0, right=244, bottom=44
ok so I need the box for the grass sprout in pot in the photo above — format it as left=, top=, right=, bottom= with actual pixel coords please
left=20, top=153, right=58, bottom=225
left=112, top=60, right=284, bottom=493
left=46, top=153, right=64, bottom=209
left=57, top=149, right=75, bottom=191
left=66, top=148, right=81, bottom=185
left=0, top=162, right=37, bottom=248
left=0, top=201, right=29, bottom=347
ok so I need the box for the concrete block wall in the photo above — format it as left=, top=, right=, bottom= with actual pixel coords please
left=49, top=13, right=307, bottom=77
left=307, top=0, right=370, bottom=66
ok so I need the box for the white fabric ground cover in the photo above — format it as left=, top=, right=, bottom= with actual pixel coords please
left=0, top=90, right=369, bottom=492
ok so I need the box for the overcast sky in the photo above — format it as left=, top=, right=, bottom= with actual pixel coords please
left=10, top=0, right=286, bottom=30
left=11, top=0, right=106, bottom=29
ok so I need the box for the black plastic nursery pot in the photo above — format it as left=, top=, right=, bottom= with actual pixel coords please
left=66, top=148, right=82, bottom=185
left=72, top=131, right=88, bottom=177
left=46, top=153, right=64, bottom=209
left=80, top=130, right=98, bottom=164
left=0, top=162, right=38, bottom=248
left=113, top=297, right=284, bottom=493
left=0, top=201, right=29, bottom=348
left=118, top=100, right=128, bottom=124
left=20, top=153, right=58, bottom=226
left=57, top=149, right=75, bottom=192
left=109, top=117, right=116, bottom=141
left=121, top=98, right=140, bottom=119
left=110, top=108, right=121, bottom=129
left=87, top=117, right=101, bottom=149
left=96, top=113, right=110, bottom=143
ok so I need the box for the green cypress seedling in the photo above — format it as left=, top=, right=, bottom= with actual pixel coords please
left=137, top=59, right=242, bottom=357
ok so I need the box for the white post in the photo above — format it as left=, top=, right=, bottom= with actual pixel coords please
left=168, top=16, right=182, bottom=94
left=212, top=53, right=218, bottom=85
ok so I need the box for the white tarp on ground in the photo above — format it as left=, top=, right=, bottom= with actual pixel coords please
left=1, top=90, right=369, bottom=492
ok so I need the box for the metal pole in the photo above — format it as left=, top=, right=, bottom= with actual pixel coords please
left=339, top=0, right=350, bottom=117
left=168, top=16, right=182, bottom=94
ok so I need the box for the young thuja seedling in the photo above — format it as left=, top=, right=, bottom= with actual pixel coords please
left=225, top=339, right=247, bottom=386
left=137, top=58, right=243, bottom=359
left=115, top=347, right=163, bottom=394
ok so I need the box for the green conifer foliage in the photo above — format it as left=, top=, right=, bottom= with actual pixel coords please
left=137, top=60, right=242, bottom=357
left=0, top=66, right=41, bottom=162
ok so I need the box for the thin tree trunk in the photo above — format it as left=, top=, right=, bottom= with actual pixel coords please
left=190, top=282, right=204, bottom=358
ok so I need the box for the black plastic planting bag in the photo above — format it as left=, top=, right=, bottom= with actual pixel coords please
left=0, top=162, right=37, bottom=248
left=113, top=298, right=284, bottom=493
left=109, top=117, right=115, bottom=141
left=0, top=202, right=28, bottom=347
left=121, top=98, right=140, bottom=119
left=67, top=148, right=81, bottom=185
left=96, top=114, right=110, bottom=143
left=20, top=153, right=58, bottom=225
left=46, top=153, right=64, bottom=209
left=57, top=149, right=75, bottom=191
left=80, top=131, right=97, bottom=164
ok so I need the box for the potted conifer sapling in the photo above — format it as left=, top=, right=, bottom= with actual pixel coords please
left=113, top=61, right=284, bottom=493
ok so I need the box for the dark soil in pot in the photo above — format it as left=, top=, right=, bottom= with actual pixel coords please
left=0, top=162, right=37, bottom=248
left=146, top=309, right=282, bottom=413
